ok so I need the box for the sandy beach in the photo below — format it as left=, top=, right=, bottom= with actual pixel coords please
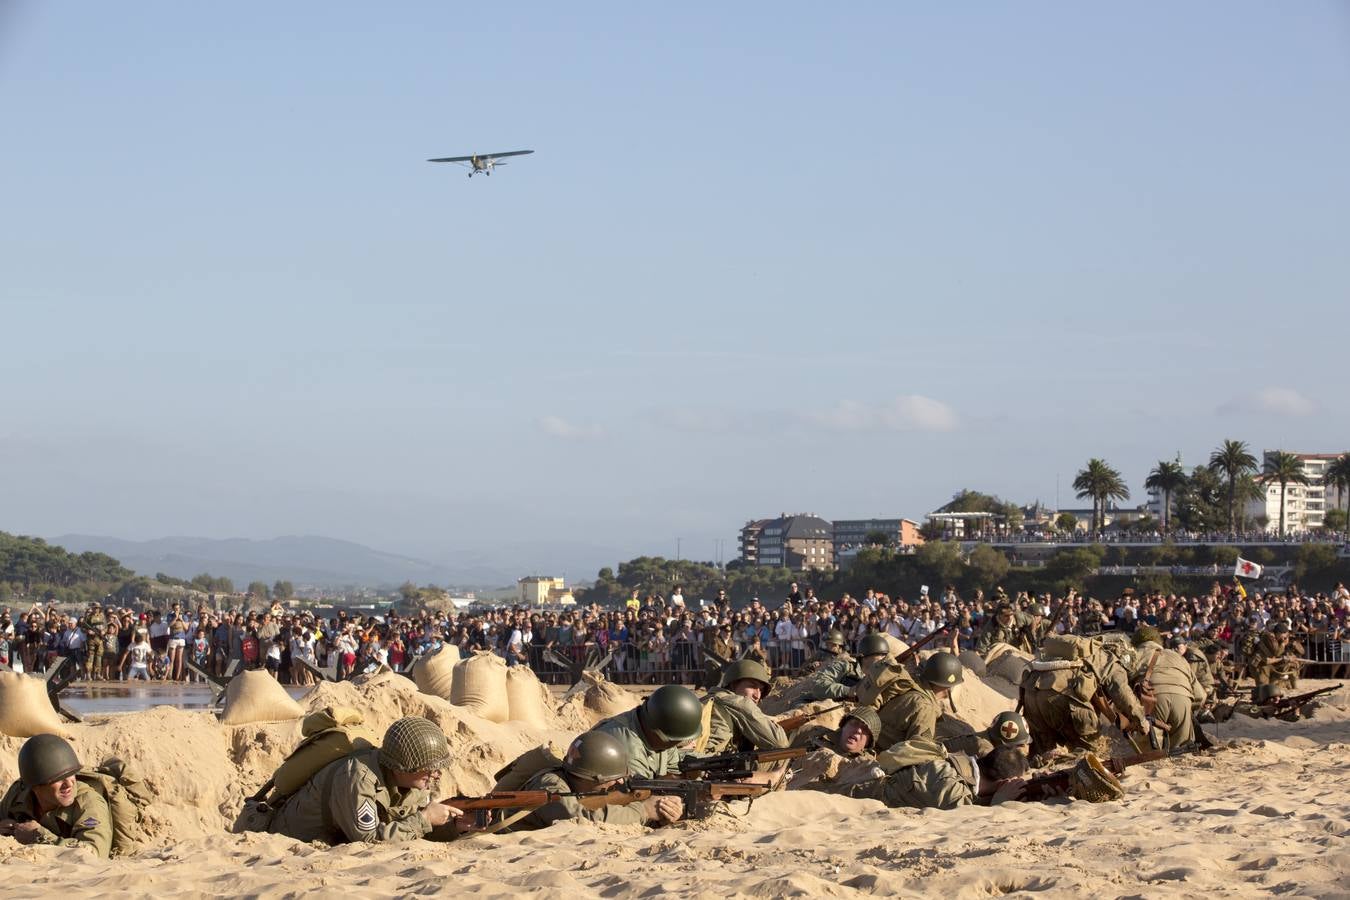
left=1, top=669, right=1345, bottom=899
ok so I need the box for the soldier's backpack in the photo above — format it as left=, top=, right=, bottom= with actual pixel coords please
left=77, top=758, right=155, bottom=856
left=491, top=741, right=566, bottom=791
left=232, top=705, right=377, bottom=833
left=1040, top=634, right=1094, bottom=662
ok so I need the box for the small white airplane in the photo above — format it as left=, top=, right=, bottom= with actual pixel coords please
left=427, top=149, right=534, bottom=177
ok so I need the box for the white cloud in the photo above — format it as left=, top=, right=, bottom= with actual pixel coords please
left=537, top=415, right=604, bottom=439
left=806, top=395, right=958, bottom=433
left=1218, top=387, right=1315, bottom=417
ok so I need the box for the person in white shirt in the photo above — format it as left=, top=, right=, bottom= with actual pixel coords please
left=123, top=630, right=153, bottom=681
left=669, top=585, right=685, bottom=610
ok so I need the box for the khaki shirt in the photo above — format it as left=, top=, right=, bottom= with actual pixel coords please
left=509, top=768, right=646, bottom=831
left=1, top=780, right=113, bottom=859
left=854, top=738, right=976, bottom=810
left=861, top=664, right=941, bottom=749
left=1130, top=642, right=1206, bottom=705
left=703, top=690, right=789, bottom=755
left=590, top=708, right=686, bottom=779
left=269, top=748, right=431, bottom=845
left=976, top=617, right=1032, bottom=654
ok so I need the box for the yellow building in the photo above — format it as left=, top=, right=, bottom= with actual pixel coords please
left=518, top=575, right=566, bottom=606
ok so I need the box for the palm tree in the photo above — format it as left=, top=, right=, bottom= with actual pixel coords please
left=1322, top=452, right=1350, bottom=534
left=1072, top=458, right=1130, bottom=535
left=1144, top=459, right=1187, bottom=532
left=1208, top=439, right=1258, bottom=532
left=1261, top=450, right=1311, bottom=537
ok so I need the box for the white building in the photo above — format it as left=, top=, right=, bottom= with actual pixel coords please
left=1244, top=451, right=1347, bottom=532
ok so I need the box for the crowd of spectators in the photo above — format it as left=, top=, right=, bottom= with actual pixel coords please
left=960, top=528, right=1349, bottom=545
left=2, top=579, right=1347, bottom=685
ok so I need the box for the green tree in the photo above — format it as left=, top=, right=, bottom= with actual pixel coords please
left=273, top=580, right=295, bottom=599
left=1293, top=543, right=1339, bottom=583
left=1042, top=545, right=1105, bottom=590
left=247, top=580, right=271, bottom=600
left=1054, top=511, right=1078, bottom=533
left=1072, top=458, right=1130, bottom=535
left=1208, top=439, right=1258, bottom=531
left=964, top=544, right=1011, bottom=593
left=1144, top=459, right=1187, bottom=532
left=1261, top=450, right=1311, bottom=537
left=1323, top=508, right=1348, bottom=532
left=1322, top=453, right=1350, bottom=533
left=863, top=529, right=892, bottom=546
left=914, top=541, right=964, bottom=589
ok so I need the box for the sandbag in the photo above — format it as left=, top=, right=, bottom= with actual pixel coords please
left=958, top=649, right=987, bottom=679
left=881, top=634, right=911, bottom=659
left=0, top=670, right=70, bottom=738
left=985, top=642, right=1032, bottom=684
left=220, top=669, right=305, bottom=726
left=451, top=650, right=510, bottom=723
left=582, top=671, right=640, bottom=718
left=411, top=644, right=460, bottom=700
left=504, top=666, right=552, bottom=726
left=492, top=741, right=566, bottom=791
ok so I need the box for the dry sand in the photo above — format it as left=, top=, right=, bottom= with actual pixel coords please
left=1, top=675, right=1346, bottom=899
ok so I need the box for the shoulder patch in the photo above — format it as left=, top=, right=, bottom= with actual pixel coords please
left=354, top=798, right=378, bottom=832
left=80, top=817, right=99, bottom=828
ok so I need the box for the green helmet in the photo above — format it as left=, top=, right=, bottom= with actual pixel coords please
left=823, top=630, right=846, bottom=650
left=563, top=731, right=629, bottom=781
left=918, top=651, right=964, bottom=690
left=857, top=633, right=890, bottom=659
left=1132, top=625, right=1163, bottom=647
left=720, top=658, right=772, bottom=690
left=18, top=734, right=81, bottom=786
left=641, top=685, right=703, bottom=744
left=379, top=716, right=451, bottom=773
left=840, top=707, right=881, bottom=748
left=987, top=711, right=1031, bottom=748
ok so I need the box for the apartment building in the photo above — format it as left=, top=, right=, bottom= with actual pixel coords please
left=1246, top=451, right=1348, bottom=532
left=739, top=514, right=834, bottom=571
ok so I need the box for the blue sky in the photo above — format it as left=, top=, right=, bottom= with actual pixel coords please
left=3, top=3, right=1348, bottom=569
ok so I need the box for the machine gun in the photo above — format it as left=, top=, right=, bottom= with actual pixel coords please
left=1020, top=743, right=1221, bottom=802
left=775, top=703, right=846, bottom=733
left=1256, top=684, right=1341, bottom=718
left=678, top=747, right=806, bottom=780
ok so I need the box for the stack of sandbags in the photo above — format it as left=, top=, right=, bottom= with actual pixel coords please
left=451, top=651, right=510, bottom=723
left=946, top=670, right=1016, bottom=732
left=220, top=669, right=305, bottom=726
left=504, top=666, right=553, bottom=727
left=581, top=671, right=639, bottom=719
left=881, top=634, right=911, bottom=659
left=984, top=642, right=1033, bottom=685
left=411, top=644, right=460, bottom=700
left=0, top=671, right=71, bottom=738
left=760, top=677, right=816, bottom=716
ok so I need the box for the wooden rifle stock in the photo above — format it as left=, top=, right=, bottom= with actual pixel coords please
left=896, top=627, right=950, bottom=665
left=775, top=703, right=845, bottom=733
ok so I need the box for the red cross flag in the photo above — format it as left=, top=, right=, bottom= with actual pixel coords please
left=1234, top=557, right=1263, bottom=579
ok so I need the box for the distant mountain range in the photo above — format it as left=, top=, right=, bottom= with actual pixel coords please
left=49, top=534, right=623, bottom=590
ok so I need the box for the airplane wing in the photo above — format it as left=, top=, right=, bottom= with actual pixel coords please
left=426, top=150, right=533, bottom=163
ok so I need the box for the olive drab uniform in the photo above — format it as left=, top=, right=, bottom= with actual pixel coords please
left=860, top=663, right=941, bottom=749
left=845, top=738, right=978, bottom=811
left=789, top=732, right=881, bottom=795
left=703, top=689, right=789, bottom=755
left=702, top=631, right=736, bottom=688
left=1249, top=632, right=1300, bottom=694
left=85, top=610, right=106, bottom=675
left=0, top=780, right=114, bottom=858
left=975, top=614, right=1033, bottom=655
left=1128, top=641, right=1206, bottom=749
left=1019, top=636, right=1149, bottom=757
left=590, top=708, right=686, bottom=778
left=268, top=747, right=433, bottom=844
left=509, top=768, right=646, bottom=831
left=801, top=653, right=861, bottom=702
left=1183, top=646, right=1216, bottom=707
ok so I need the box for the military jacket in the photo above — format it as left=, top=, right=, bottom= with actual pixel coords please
left=703, top=690, right=788, bottom=755
left=1130, top=641, right=1206, bottom=705
left=1, top=779, right=113, bottom=858
left=861, top=664, right=941, bottom=749
left=268, top=747, right=431, bottom=844
left=590, top=708, right=686, bottom=779
left=801, top=653, right=860, bottom=702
